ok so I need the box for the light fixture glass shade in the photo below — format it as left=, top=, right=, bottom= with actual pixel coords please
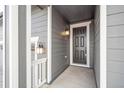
left=65, top=30, right=69, bottom=36
left=36, top=47, right=40, bottom=54
left=39, top=48, right=44, bottom=54
left=36, top=47, right=44, bottom=54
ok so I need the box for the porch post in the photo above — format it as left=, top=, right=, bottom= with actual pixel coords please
left=9, top=5, right=19, bottom=88
left=26, top=5, right=31, bottom=88
left=100, top=5, right=106, bottom=88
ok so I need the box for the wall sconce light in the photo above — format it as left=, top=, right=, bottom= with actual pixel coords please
left=36, top=43, right=45, bottom=54
left=31, top=42, right=45, bottom=54
left=64, top=29, right=70, bottom=36
left=61, top=25, right=70, bottom=36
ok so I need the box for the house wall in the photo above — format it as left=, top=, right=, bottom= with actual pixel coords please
left=0, top=19, right=2, bottom=41
left=51, top=7, right=69, bottom=80
left=31, top=6, right=48, bottom=87
left=107, top=5, right=124, bottom=88
left=90, top=21, right=95, bottom=68
left=5, top=6, right=9, bottom=88
left=94, top=5, right=100, bottom=87
left=31, top=6, right=48, bottom=61
left=0, top=46, right=2, bottom=88
left=0, top=16, right=3, bottom=88
left=18, top=5, right=27, bottom=88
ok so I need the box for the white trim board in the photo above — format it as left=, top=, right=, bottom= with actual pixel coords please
left=9, top=6, right=19, bottom=88
left=70, top=21, right=91, bottom=68
left=100, top=5, right=106, bottom=88
left=26, top=5, right=31, bottom=88
left=47, top=5, right=52, bottom=84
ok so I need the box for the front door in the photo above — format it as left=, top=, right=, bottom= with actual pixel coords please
left=70, top=21, right=90, bottom=67
left=73, top=26, right=87, bottom=65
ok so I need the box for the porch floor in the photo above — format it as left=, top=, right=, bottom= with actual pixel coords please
left=42, top=66, right=96, bottom=88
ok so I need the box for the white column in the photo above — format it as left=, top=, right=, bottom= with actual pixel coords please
left=100, top=5, right=106, bottom=88
left=26, top=5, right=31, bottom=88
left=9, top=6, right=19, bottom=88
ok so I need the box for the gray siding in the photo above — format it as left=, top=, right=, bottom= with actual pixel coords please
left=0, top=48, right=2, bottom=88
left=107, top=5, right=124, bottom=88
left=0, top=19, right=3, bottom=41
left=18, top=5, right=27, bottom=88
left=31, top=6, right=48, bottom=87
left=90, top=21, right=95, bottom=68
left=5, top=6, right=9, bottom=88
left=31, top=6, right=48, bottom=61
left=0, top=16, right=3, bottom=88
left=94, top=6, right=100, bottom=87
left=52, top=7, right=69, bottom=80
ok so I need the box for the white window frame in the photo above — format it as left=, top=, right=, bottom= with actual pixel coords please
left=70, top=21, right=91, bottom=68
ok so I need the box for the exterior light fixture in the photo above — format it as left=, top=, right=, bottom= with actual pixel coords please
left=64, top=29, right=70, bottom=36
left=36, top=43, right=44, bottom=54
left=61, top=25, right=70, bottom=36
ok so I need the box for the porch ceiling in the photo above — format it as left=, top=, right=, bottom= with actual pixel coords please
left=54, top=5, right=96, bottom=23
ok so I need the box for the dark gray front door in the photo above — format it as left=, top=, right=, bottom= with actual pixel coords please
left=73, top=26, right=87, bottom=65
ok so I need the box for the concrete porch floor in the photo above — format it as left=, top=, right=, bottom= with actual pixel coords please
left=42, top=66, right=96, bottom=88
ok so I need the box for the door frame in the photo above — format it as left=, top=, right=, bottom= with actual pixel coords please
left=70, top=21, right=91, bottom=68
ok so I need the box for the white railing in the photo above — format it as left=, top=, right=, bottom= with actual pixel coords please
left=32, top=58, right=47, bottom=88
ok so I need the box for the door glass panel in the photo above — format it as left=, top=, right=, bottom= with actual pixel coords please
left=73, top=26, right=87, bottom=65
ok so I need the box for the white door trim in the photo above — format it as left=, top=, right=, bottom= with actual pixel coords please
left=47, top=5, right=52, bottom=84
left=70, top=21, right=91, bottom=68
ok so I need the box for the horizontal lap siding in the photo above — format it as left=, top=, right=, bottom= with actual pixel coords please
left=107, top=5, right=124, bottom=88
left=0, top=49, right=3, bottom=88
left=52, top=7, right=69, bottom=80
left=90, top=22, right=95, bottom=68
left=0, top=20, right=3, bottom=41
left=31, top=6, right=48, bottom=60
left=31, top=6, right=48, bottom=87
left=0, top=15, right=3, bottom=88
